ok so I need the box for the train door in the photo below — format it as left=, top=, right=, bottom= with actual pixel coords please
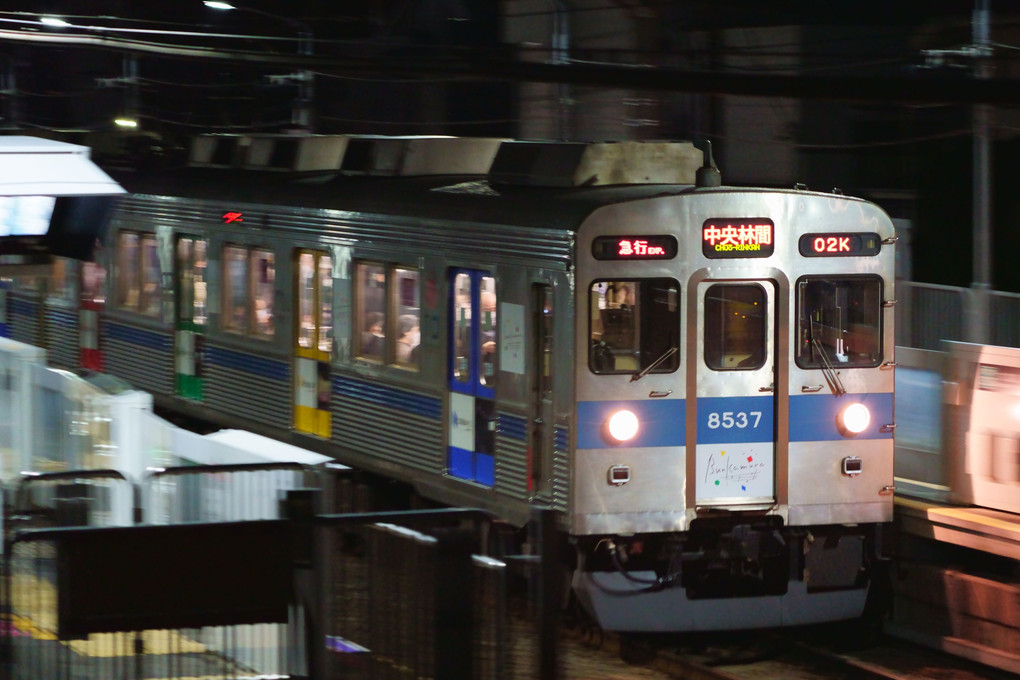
left=448, top=270, right=497, bottom=486
left=694, top=280, right=776, bottom=507
left=293, top=250, right=333, bottom=438
left=174, top=237, right=207, bottom=399
left=529, top=283, right=554, bottom=495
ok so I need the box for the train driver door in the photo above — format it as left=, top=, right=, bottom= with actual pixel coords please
left=447, top=270, right=497, bottom=486
left=694, top=280, right=777, bottom=507
left=174, top=236, right=207, bottom=400
left=293, top=250, right=333, bottom=438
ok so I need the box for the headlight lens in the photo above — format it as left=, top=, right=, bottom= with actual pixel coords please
left=606, top=409, right=640, bottom=442
left=839, top=403, right=871, bottom=435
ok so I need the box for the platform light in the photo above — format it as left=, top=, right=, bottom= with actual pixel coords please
left=203, top=1, right=235, bottom=9
left=114, top=118, right=138, bottom=128
left=606, top=409, right=639, bottom=443
left=40, top=16, right=71, bottom=27
left=838, top=403, right=871, bottom=436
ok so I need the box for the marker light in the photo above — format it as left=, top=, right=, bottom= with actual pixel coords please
left=606, top=409, right=639, bottom=443
left=839, top=403, right=871, bottom=436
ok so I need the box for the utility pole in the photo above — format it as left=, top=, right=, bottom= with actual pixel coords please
left=970, top=0, right=993, bottom=345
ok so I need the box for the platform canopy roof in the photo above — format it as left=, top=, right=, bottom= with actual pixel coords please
left=0, top=136, right=124, bottom=196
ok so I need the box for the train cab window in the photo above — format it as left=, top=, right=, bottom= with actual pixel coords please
left=704, top=284, right=766, bottom=371
left=356, top=263, right=386, bottom=360
left=796, top=276, right=882, bottom=368
left=589, top=279, right=680, bottom=375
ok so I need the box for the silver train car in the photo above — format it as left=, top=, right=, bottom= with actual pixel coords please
left=3, top=136, right=897, bottom=631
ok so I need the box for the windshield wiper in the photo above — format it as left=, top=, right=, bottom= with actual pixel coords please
left=810, top=317, right=846, bottom=396
left=630, top=346, right=678, bottom=383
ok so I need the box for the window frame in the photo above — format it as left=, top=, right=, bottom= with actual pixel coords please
left=794, top=274, right=884, bottom=370
left=703, top=282, right=768, bottom=372
left=588, top=277, right=681, bottom=376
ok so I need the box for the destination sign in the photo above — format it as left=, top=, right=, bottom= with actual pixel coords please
left=798, top=232, right=881, bottom=257
left=702, top=219, right=774, bottom=259
left=592, top=235, right=678, bottom=261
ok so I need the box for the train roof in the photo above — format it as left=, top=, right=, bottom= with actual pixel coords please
left=110, top=135, right=880, bottom=233
left=116, top=167, right=704, bottom=233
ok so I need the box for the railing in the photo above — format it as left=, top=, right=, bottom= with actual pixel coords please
left=2, top=465, right=564, bottom=680
left=896, top=280, right=1020, bottom=351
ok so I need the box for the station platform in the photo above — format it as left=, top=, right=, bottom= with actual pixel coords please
left=894, top=493, right=1020, bottom=561
left=889, top=491, right=1020, bottom=675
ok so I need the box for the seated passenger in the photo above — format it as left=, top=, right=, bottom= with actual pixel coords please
left=396, top=314, right=420, bottom=364
left=361, top=311, right=384, bottom=357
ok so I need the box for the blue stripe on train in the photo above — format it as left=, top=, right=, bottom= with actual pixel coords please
left=576, top=399, right=685, bottom=449
left=788, top=392, right=893, bottom=441
left=577, top=391, right=893, bottom=449
left=105, top=322, right=172, bottom=351
left=333, top=375, right=442, bottom=420
left=205, top=346, right=289, bottom=382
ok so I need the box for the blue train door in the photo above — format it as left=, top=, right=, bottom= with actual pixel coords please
left=694, top=280, right=777, bottom=507
left=447, top=270, right=497, bottom=486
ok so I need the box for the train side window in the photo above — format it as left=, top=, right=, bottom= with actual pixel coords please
left=298, top=252, right=317, bottom=349
left=82, top=261, right=106, bottom=304
left=224, top=245, right=248, bottom=333
left=589, top=278, right=680, bottom=375
left=479, top=276, right=497, bottom=388
left=355, top=262, right=386, bottom=360
left=318, top=255, right=333, bottom=353
left=140, top=234, right=161, bottom=317
left=49, top=258, right=78, bottom=303
left=394, top=267, right=420, bottom=369
left=796, top=275, right=882, bottom=369
left=452, top=272, right=472, bottom=384
left=253, top=249, right=275, bottom=337
left=115, top=232, right=139, bottom=309
left=177, top=238, right=207, bottom=327
left=704, top=284, right=766, bottom=371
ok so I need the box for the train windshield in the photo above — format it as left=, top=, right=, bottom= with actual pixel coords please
left=796, top=275, right=882, bottom=369
left=589, top=279, right=680, bottom=375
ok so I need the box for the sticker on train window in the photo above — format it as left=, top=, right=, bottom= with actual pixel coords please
left=798, top=233, right=881, bottom=257
left=702, top=219, right=774, bottom=259
left=592, top=235, right=678, bottom=261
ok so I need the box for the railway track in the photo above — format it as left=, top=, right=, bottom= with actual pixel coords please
left=561, top=620, right=1018, bottom=680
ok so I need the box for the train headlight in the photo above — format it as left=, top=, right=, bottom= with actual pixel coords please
left=606, top=409, right=639, bottom=443
left=838, top=403, right=871, bottom=436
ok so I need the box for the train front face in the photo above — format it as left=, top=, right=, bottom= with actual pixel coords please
left=570, top=187, right=896, bottom=632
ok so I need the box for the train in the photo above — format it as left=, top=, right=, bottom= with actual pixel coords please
left=2, top=134, right=897, bottom=632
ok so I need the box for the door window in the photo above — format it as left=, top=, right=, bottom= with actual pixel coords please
left=704, top=284, right=766, bottom=371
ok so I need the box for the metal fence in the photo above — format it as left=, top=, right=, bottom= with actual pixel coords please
left=2, top=465, right=562, bottom=680
left=897, top=280, right=1020, bottom=351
